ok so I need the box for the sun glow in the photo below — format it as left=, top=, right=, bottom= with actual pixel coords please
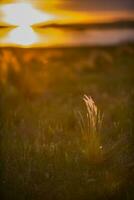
left=1, top=2, right=54, bottom=26
left=0, top=2, right=55, bottom=46
left=6, top=26, right=38, bottom=46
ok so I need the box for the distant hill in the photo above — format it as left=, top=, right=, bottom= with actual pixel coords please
left=36, top=20, right=134, bottom=30
left=0, top=20, right=134, bottom=30
left=0, top=24, right=15, bottom=28
left=0, top=26, right=8, bottom=28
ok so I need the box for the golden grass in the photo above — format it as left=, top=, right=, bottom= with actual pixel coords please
left=78, top=95, right=104, bottom=163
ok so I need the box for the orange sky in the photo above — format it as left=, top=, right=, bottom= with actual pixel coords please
left=0, top=1, right=134, bottom=47
left=0, top=0, right=134, bottom=27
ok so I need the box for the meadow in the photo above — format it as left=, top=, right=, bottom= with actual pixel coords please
left=0, top=44, right=134, bottom=200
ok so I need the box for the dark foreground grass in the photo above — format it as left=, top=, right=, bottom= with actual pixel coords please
left=0, top=45, right=134, bottom=200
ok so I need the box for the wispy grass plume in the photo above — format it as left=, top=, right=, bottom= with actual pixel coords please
left=79, top=95, right=104, bottom=163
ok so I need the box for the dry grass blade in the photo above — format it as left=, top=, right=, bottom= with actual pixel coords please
left=79, top=95, right=104, bottom=163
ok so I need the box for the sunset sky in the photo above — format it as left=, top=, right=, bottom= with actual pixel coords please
left=0, top=0, right=134, bottom=47
left=45, top=0, right=134, bottom=11
left=0, top=0, right=134, bottom=10
left=0, top=0, right=134, bottom=26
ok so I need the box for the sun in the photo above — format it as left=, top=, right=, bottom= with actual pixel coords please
left=6, top=26, right=39, bottom=46
left=0, top=2, right=55, bottom=46
left=1, top=2, right=54, bottom=27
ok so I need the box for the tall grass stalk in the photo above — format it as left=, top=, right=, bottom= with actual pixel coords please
left=79, top=95, right=104, bottom=163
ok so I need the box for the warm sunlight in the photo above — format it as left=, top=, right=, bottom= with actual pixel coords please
left=1, top=2, right=54, bottom=26
left=5, top=26, right=38, bottom=46
left=0, top=2, right=55, bottom=47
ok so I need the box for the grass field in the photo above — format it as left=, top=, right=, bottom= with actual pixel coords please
left=0, top=44, right=134, bottom=200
